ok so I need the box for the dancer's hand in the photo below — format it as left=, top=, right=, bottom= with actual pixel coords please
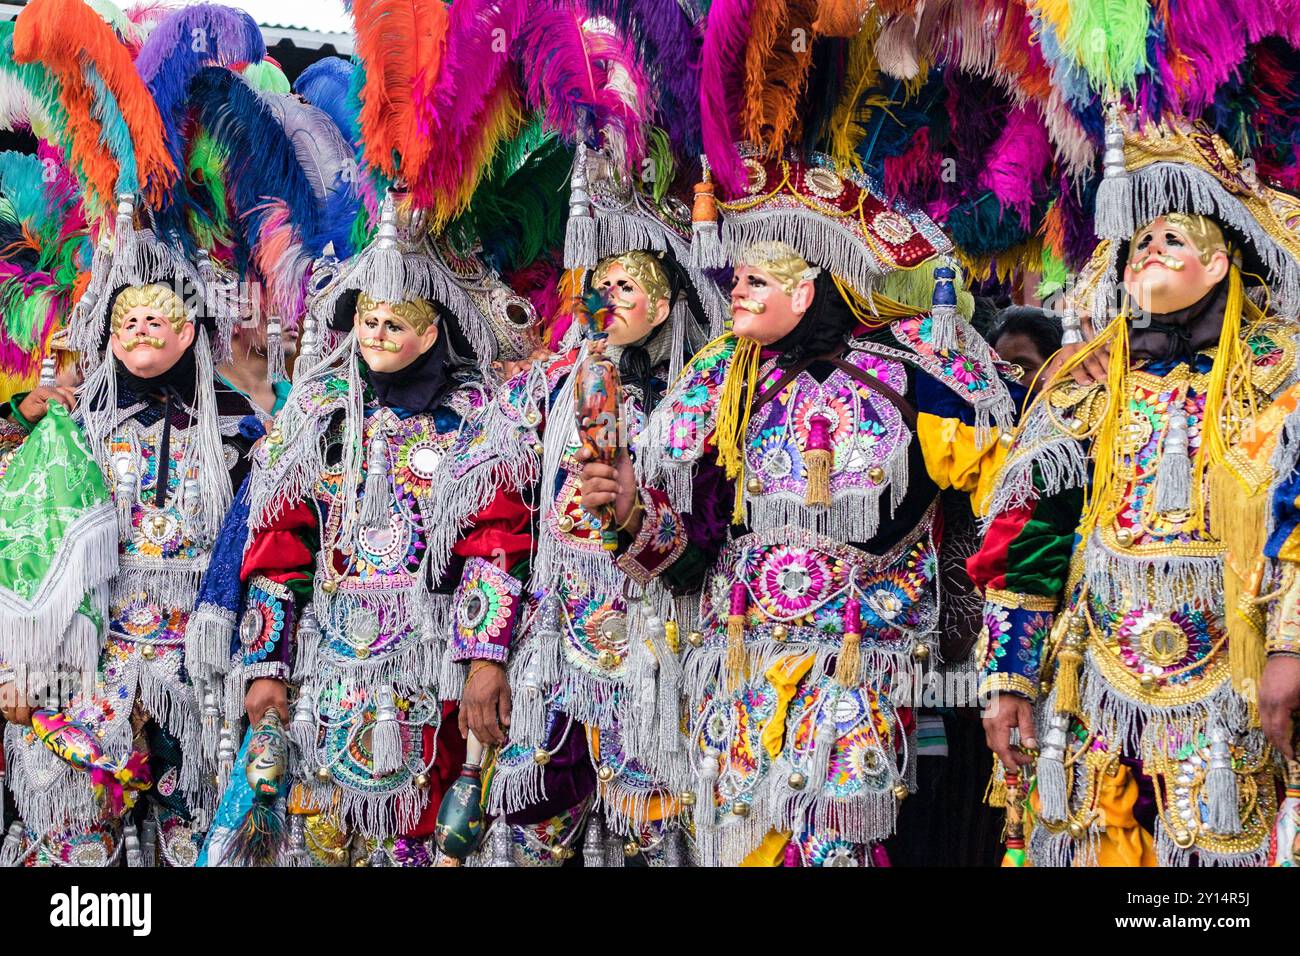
left=15, top=385, right=77, bottom=425
left=576, top=447, right=640, bottom=536
left=1260, top=655, right=1300, bottom=760
left=1044, top=313, right=1109, bottom=387
left=983, top=692, right=1038, bottom=770
left=0, top=681, right=33, bottom=726
left=245, top=677, right=289, bottom=725
left=459, top=661, right=511, bottom=747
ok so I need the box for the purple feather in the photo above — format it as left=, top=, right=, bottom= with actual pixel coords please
left=135, top=3, right=266, bottom=176
left=580, top=0, right=703, bottom=157
left=699, top=0, right=754, bottom=196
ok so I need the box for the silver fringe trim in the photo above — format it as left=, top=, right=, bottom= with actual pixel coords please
left=0, top=504, right=117, bottom=675
left=1081, top=537, right=1223, bottom=611
left=1098, top=161, right=1300, bottom=319
left=983, top=400, right=1089, bottom=527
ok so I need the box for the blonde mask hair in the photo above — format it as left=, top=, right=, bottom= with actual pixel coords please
left=593, top=251, right=671, bottom=305
left=110, top=283, right=189, bottom=334
left=356, top=292, right=438, bottom=334
left=1130, top=213, right=1230, bottom=267
left=735, top=241, right=821, bottom=295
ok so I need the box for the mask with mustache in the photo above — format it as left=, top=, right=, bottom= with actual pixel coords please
left=118, top=335, right=167, bottom=351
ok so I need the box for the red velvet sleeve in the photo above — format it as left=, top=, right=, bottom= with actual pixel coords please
left=241, top=500, right=319, bottom=586
left=452, top=485, right=532, bottom=573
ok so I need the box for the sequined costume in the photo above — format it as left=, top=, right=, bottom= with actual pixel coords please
left=0, top=213, right=260, bottom=868
left=625, top=150, right=1019, bottom=867
left=971, top=118, right=1300, bottom=866
left=224, top=193, right=537, bottom=864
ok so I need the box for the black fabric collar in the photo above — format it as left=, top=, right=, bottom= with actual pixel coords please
left=1128, top=280, right=1228, bottom=363
left=363, top=333, right=456, bottom=414
left=115, top=339, right=199, bottom=407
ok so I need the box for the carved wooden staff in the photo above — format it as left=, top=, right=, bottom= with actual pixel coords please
left=572, top=288, right=622, bottom=551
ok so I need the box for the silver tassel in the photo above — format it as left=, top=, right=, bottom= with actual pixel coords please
left=140, top=818, right=158, bottom=866
left=0, top=822, right=24, bottom=867
left=216, top=723, right=236, bottom=796
left=265, top=317, right=287, bottom=384
left=285, top=814, right=308, bottom=866
left=511, top=664, right=549, bottom=750
left=370, top=684, right=403, bottom=776
left=693, top=748, right=720, bottom=833
left=38, top=355, right=56, bottom=388
left=295, top=312, right=320, bottom=382
left=1036, top=711, right=1070, bottom=823
left=355, top=191, right=407, bottom=304
left=583, top=812, right=607, bottom=867
left=1153, top=410, right=1192, bottom=514
left=928, top=260, right=960, bottom=354
left=124, top=822, right=144, bottom=868
left=807, top=711, right=839, bottom=797
left=200, top=685, right=221, bottom=763
left=114, top=460, right=138, bottom=535
left=290, top=685, right=318, bottom=767
left=1094, top=115, right=1134, bottom=241
left=359, top=433, right=391, bottom=531
left=689, top=157, right=726, bottom=270
left=488, top=821, right=515, bottom=867
left=563, top=143, right=598, bottom=270
left=1205, top=724, right=1242, bottom=835
left=663, top=828, right=685, bottom=868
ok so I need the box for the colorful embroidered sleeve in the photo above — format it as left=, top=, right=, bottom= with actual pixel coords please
left=1265, top=395, right=1300, bottom=656
left=238, top=499, right=320, bottom=680
left=449, top=485, right=532, bottom=661
left=914, top=369, right=1022, bottom=516
left=616, top=486, right=689, bottom=587
left=967, top=478, right=1083, bottom=700
left=617, top=453, right=732, bottom=595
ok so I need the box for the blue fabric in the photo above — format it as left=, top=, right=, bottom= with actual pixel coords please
left=197, top=727, right=256, bottom=867
left=194, top=474, right=253, bottom=658
left=915, top=367, right=1027, bottom=426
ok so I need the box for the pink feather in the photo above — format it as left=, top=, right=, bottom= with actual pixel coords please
left=699, top=0, right=754, bottom=197
left=519, top=2, right=654, bottom=165
left=412, top=0, right=529, bottom=206
left=976, top=103, right=1051, bottom=230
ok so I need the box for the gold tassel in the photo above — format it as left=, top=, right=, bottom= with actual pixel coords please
left=985, top=767, right=1007, bottom=808
left=803, top=448, right=832, bottom=507
left=1213, top=460, right=1270, bottom=700
left=834, top=631, right=861, bottom=687
left=1054, top=615, right=1086, bottom=716
left=725, top=614, right=748, bottom=692
left=1201, top=265, right=1269, bottom=698
left=714, top=337, right=764, bottom=524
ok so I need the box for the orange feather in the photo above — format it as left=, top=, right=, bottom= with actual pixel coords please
left=353, top=0, right=442, bottom=181
left=813, top=0, right=869, bottom=38
left=13, top=0, right=175, bottom=211
left=743, top=0, right=818, bottom=155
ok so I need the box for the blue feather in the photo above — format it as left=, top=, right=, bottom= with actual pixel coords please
left=186, top=68, right=322, bottom=271
left=0, top=151, right=52, bottom=229
left=136, top=4, right=266, bottom=184
left=294, top=57, right=359, bottom=145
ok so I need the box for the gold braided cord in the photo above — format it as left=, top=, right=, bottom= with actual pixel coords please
left=1047, top=264, right=1261, bottom=542
left=832, top=276, right=923, bottom=329
left=715, top=336, right=764, bottom=523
